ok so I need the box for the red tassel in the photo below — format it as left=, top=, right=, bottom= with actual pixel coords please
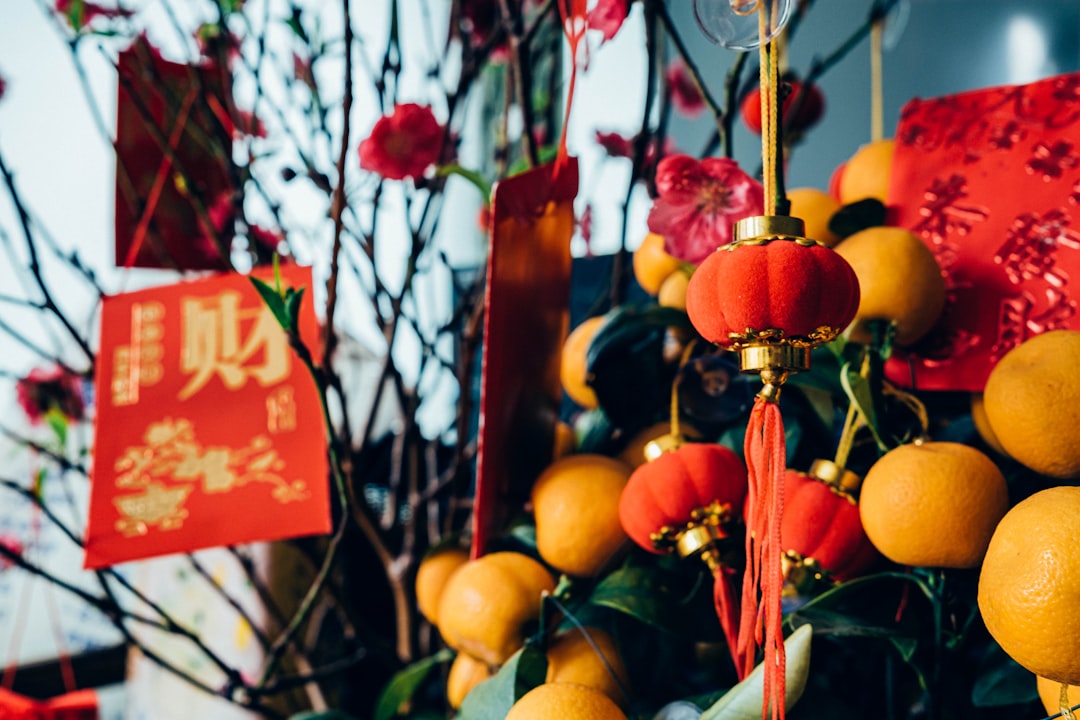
left=738, top=397, right=788, bottom=719
left=713, top=565, right=744, bottom=679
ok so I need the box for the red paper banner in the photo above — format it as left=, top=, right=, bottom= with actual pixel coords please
left=886, top=72, right=1080, bottom=390
left=114, top=36, right=233, bottom=270
left=472, top=160, right=578, bottom=558
left=85, top=266, right=330, bottom=568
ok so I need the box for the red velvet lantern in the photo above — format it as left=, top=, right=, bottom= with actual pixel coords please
left=619, top=442, right=748, bottom=674
left=685, top=215, right=860, bottom=690
left=781, top=460, right=879, bottom=589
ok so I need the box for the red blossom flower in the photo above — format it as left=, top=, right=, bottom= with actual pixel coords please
left=0, top=72, right=6, bottom=101
left=647, top=154, right=764, bottom=264
left=293, top=52, right=316, bottom=89
left=0, top=534, right=22, bottom=571
left=55, top=0, right=133, bottom=30
left=200, top=193, right=284, bottom=266
left=359, top=103, right=445, bottom=181
left=16, top=366, right=85, bottom=424
left=596, top=130, right=634, bottom=159
left=666, top=60, right=705, bottom=116
left=588, top=0, right=629, bottom=42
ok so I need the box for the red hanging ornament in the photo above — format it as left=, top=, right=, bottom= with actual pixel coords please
left=685, top=215, right=860, bottom=716
left=618, top=443, right=748, bottom=675
left=780, top=459, right=879, bottom=591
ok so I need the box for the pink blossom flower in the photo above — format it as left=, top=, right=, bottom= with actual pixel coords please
left=55, top=0, right=133, bottom=30
left=666, top=60, right=705, bottom=116
left=647, top=155, right=764, bottom=264
left=0, top=72, right=6, bottom=102
left=15, top=366, right=85, bottom=424
left=588, top=0, right=629, bottom=42
left=358, top=103, right=445, bottom=181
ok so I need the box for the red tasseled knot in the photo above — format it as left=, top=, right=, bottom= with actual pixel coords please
left=619, top=443, right=749, bottom=675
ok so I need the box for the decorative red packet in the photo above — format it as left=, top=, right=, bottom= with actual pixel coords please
left=0, top=688, right=97, bottom=719
left=85, top=265, right=330, bottom=568
left=886, top=72, right=1080, bottom=391
left=114, top=36, right=233, bottom=270
left=472, top=160, right=578, bottom=558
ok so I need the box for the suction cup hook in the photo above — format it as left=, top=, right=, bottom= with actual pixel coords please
left=692, top=0, right=795, bottom=51
left=881, top=0, right=911, bottom=50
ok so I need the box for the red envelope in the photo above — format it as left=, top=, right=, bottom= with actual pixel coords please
left=0, top=688, right=97, bottom=719
left=85, top=266, right=330, bottom=568
left=886, top=72, right=1080, bottom=391
left=114, top=36, right=233, bottom=270
left=472, top=160, right=578, bottom=558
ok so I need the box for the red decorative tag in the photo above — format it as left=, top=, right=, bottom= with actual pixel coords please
left=886, top=72, right=1080, bottom=390
left=472, top=160, right=578, bottom=558
left=0, top=687, right=97, bottom=719
left=114, top=36, right=233, bottom=270
left=85, top=266, right=330, bottom=568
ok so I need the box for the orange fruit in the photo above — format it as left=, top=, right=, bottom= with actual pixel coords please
left=633, top=232, right=683, bottom=295
left=546, top=627, right=630, bottom=707
left=787, top=187, right=841, bottom=248
left=838, top=139, right=895, bottom=204
left=657, top=269, right=691, bottom=310
left=505, top=682, right=627, bottom=720
left=436, top=551, right=555, bottom=666
left=531, top=454, right=633, bottom=577
left=969, top=393, right=1006, bottom=456
left=561, top=316, right=607, bottom=409
left=446, top=653, right=492, bottom=709
left=415, top=546, right=469, bottom=625
left=979, top=486, right=1080, bottom=685
left=982, top=330, right=1080, bottom=479
left=859, top=441, right=1009, bottom=568
left=834, top=226, right=946, bottom=347
left=1036, top=673, right=1080, bottom=716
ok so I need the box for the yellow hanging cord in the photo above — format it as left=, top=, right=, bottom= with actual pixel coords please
left=870, top=16, right=884, bottom=142
left=669, top=340, right=698, bottom=440
left=758, top=6, right=778, bottom=215
left=1062, top=682, right=1077, bottom=720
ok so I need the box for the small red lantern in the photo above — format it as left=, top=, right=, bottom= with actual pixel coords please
left=781, top=460, right=879, bottom=590
left=619, top=442, right=748, bottom=675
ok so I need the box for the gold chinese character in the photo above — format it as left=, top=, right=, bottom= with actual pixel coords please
left=266, top=386, right=297, bottom=433
left=179, top=291, right=290, bottom=400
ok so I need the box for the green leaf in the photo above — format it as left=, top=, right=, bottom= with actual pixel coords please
left=971, top=641, right=1039, bottom=707
left=250, top=276, right=290, bottom=331
left=699, top=624, right=813, bottom=719
left=372, top=648, right=453, bottom=720
left=458, top=646, right=548, bottom=720
left=839, top=361, right=887, bottom=451
left=44, top=408, right=69, bottom=448
left=285, top=286, right=306, bottom=332
left=435, top=165, right=492, bottom=201
left=585, top=305, right=691, bottom=430
left=828, top=198, right=887, bottom=239
left=290, top=713, right=362, bottom=720
left=589, top=565, right=673, bottom=631
left=285, top=7, right=309, bottom=43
